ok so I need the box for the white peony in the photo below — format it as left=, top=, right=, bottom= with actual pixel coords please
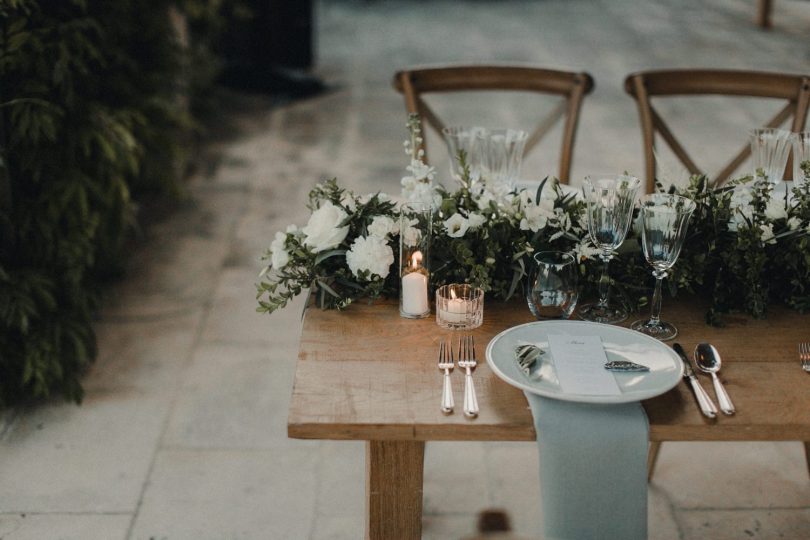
left=368, top=215, right=398, bottom=239
left=302, top=201, right=350, bottom=253
left=764, top=197, right=788, bottom=221
left=444, top=213, right=469, bottom=238
left=270, top=231, right=290, bottom=268
left=346, top=235, right=394, bottom=279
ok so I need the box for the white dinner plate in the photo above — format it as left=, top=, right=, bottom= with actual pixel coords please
left=485, top=320, right=684, bottom=404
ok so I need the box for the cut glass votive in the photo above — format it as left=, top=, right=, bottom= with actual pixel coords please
left=435, top=284, right=484, bottom=330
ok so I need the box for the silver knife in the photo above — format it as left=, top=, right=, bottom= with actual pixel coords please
left=673, top=343, right=718, bottom=419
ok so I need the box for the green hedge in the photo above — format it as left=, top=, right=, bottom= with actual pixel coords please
left=0, top=0, right=200, bottom=406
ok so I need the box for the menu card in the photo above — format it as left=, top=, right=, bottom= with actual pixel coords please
left=547, top=334, right=621, bottom=395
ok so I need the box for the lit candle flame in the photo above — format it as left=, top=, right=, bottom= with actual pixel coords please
left=410, top=251, right=422, bottom=270
left=450, top=288, right=457, bottom=300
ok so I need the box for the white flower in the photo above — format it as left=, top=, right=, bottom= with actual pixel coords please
left=302, top=201, right=350, bottom=253
left=368, top=215, right=397, bottom=239
left=466, top=213, right=486, bottom=230
left=759, top=223, right=776, bottom=244
left=401, top=218, right=422, bottom=247
left=764, top=197, right=788, bottom=221
left=286, top=224, right=299, bottom=234
left=519, top=198, right=555, bottom=232
left=788, top=216, right=802, bottom=231
left=444, top=213, right=469, bottom=238
left=572, top=240, right=600, bottom=262
left=346, top=235, right=394, bottom=280
left=270, top=231, right=290, bottom=268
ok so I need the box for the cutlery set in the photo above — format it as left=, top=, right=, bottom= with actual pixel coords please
left=437, top=335, right=479, bottom=418
left=673, top=342, right=735, bottom=419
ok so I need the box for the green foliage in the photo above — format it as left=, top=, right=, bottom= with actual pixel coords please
left=0, top=0, right=195, bottom=406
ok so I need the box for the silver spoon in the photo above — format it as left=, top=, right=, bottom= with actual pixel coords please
left=694, top=343, right=735, bottom=415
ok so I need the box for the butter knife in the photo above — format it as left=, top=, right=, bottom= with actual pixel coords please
left=673, top=343, right=717, bottom=419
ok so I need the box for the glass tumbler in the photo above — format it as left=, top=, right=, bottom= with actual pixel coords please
left=526, top=251, right=578, bottom=319
left=793, top=132, right=810, bottom=186
left=750, top=127, right=792, bottom=184
left=442, top=126, right=489, bottom=182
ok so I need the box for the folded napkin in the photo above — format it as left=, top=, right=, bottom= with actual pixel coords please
left=519, top=344, right=649, bottom=540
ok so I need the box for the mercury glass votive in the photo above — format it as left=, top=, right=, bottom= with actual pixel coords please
left=435, top=284, right=484, bottom=330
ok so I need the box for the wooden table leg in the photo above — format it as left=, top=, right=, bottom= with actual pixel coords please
left=365, top=440, right=425, bottom=540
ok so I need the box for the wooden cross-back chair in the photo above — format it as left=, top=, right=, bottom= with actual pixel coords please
left=392, top=65, right=595, bottom=182
left=625, top=69, right=810, bottom=193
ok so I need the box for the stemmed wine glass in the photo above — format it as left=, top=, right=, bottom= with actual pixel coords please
left=579, top=174, right=642, bottom=324
left=631, top=194, right=696, bottom=341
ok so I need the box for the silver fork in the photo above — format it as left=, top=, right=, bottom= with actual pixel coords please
left=457, top=335, right=479, bottom=418
left=438, top=339, right=455, bottom=414
left=800, top=342, right=810, bottom=372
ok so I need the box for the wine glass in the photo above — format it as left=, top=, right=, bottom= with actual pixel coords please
left=526, top=251, right=578, bottom=319
left=578, top=174, right=642, bottom=324
left=631, top=194, right=696, bottom=341
left=480, top=128, right=528, bottom=191
left=793, top=132, right=810, bottom=186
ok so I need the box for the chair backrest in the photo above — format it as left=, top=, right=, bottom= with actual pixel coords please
left=392, top=65, right=595, bottom=182
left=625, top=69, right=810, bottom=192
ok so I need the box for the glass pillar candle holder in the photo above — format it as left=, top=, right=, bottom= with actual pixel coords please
left=435, top=284, right=484, bottom=330
left=399, top=202, right=432, bottom=319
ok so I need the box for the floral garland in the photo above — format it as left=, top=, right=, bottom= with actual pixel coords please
left=257, top=114, right=810, bottom=324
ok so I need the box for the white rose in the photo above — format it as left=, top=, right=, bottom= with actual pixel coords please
left=302, top=201, right=350, bottom=253
left=368, top=215, right=397, bottom=239
left=346, top=235, right=394, bottom=279
left=764, top=197, right=788, bottom=221
left=444, top=213, right=469, bottom=238
left=270, top=231, right=289, bottom=268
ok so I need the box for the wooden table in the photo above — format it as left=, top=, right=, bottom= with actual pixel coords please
left=287, top=298, right=810, bottom=539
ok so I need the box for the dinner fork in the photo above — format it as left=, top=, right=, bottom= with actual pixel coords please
left=800, top=342, right=810, bottom=373
left=438, top=339, right=455, bottom=414
left=457, top=335, right=479, bottom=418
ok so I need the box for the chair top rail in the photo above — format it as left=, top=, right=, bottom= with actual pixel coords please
left=625, top=69, right=810, bottom=100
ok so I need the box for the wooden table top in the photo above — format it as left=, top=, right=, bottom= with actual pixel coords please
left=287, top=297, right=810, bottom=442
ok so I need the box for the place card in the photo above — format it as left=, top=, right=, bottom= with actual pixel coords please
left=547, top=334, right=621, bottom=395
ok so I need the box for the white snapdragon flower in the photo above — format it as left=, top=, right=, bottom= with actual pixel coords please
left=368, top=215, right=398, bottom=239
left=788, top=216, right=802, bottom=231
left=302, top=201, right=350, bottom=253
left=466, top=213, right=486, bottom=230
left=759, top=223, right=776, bottom=244
left=764, top=197, right=788, bottom=221
left=346, top=236, right=394, bottom=280
left=270, top=231, right=290, bottom=268
left=444, top=213, right=469, bottom=238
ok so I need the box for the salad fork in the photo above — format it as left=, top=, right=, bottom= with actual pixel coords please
left=800, top=342, right=810, bottom=372
left=458, top=335, right=479, bottom=418
left=438, top=339, right=455, bottom=414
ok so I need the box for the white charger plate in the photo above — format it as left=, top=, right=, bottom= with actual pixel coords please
left=485, top=320, right=684, bottom=404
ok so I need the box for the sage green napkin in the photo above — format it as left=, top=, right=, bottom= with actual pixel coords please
left=525, top=394, right=649, bottom=540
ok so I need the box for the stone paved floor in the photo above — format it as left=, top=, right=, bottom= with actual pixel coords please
left=2, top=0, right=810, bottom=538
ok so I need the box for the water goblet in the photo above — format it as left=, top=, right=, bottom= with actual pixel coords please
left=750, top=127, right=792, bottom=184
left=578, top=174, right=642, bottom=324
left=525, top=251, right=578, bottom=319
left=630, top=194, right=696, bottom=341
